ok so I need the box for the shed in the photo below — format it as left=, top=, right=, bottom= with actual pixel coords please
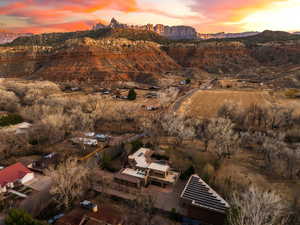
left=180, top=174, right=230, bottom=225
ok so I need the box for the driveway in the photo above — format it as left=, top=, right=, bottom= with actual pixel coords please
left=25, top=174, right=52, bottom=191
left=20, top=174, right=53, bottom=216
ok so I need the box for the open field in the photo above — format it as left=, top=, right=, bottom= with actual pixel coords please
left=176, top=89, right=300, bottom=118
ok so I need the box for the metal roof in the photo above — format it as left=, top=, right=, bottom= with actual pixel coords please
left=128, top=148, right=151, bottom=169
left=181, top=175, right=230, bottom=214
left=0, top=162, right=32, bottom=187
left=148, top=162, right=169, bottom=172
left=121, top=168, right=146, bottom=179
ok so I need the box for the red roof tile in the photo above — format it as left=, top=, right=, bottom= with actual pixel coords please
left=0, top=162, right=32, bottom=187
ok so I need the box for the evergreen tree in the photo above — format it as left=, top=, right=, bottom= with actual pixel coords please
left=5, top=209, right=46, bottom=225
left=128, top=88, right=137, bottom=100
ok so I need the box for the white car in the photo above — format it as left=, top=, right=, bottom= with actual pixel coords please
left=71, top=138, right=98, bottom=146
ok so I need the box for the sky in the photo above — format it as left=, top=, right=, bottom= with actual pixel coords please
left=0, top=0, right=300, bottom=34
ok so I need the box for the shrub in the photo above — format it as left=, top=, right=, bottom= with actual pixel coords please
left=180, top=166, right=195, bottom=180
left=0, top=89, right=20, bottom=112
left=5, top=208, right=46, bottom=225
left=131, top=140, right=143, bottom=153
left=128, top=88, right=137, bottom=100
left=284, top=89, right=299, bottom=98
left=0, top=114, right=23, bottom=127
left=169, top=208, right=181, bottom=221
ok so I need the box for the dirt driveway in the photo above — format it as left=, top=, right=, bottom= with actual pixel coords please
left=20, top=174, right=53, bottom=216
left=25, top=174, right=52, bottom=191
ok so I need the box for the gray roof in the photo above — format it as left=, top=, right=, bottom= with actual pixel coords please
left=181, top=174, right=230, bottom=214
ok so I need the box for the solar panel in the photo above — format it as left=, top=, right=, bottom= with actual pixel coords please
left=181, top=175, right=230, bottom=213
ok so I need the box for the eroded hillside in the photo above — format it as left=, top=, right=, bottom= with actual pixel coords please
left=0, top=37, right=180, bottom=84
left=1, top=29, right=300, bottom=86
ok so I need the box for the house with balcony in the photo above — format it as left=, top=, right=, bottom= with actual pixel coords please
left=114, top=148, right=179, bottom=188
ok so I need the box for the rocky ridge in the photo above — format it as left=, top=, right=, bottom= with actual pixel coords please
left=0, top=30, right=300, bottom=86
left=93, top=18, right=197, bottom=40
left=198, top=32, right=260, bottom=40
left=0, top=37, right=180, bottom=83
left=0, top=31, right=32, bottom=44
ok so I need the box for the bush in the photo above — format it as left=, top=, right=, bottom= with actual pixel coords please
left=284, top=89, right=299, bottom=98
left=180, top=166, right=195, bottom=180
left=152, top=153, right=169, bottom=161
left=0, top=114, right=23, bottom=127
left=5, top=209, right=46, bottom=225
left=0, top=89, right=20, bottom=112
left=130, top=140, right=143, bottom=153
left=169, top=208, right=181, bottom=221
left=128, top=88, right=137, bottom=100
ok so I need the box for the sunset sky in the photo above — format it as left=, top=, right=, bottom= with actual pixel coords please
left=0, top=0, right=300, bottom=34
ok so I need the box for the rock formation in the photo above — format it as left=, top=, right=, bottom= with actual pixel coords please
left=198, top=32, right=260, bottom=40
left=0, top=29, right=299, bottom=85
left=0, top=31, right=32, bottom=44
left=93, top=18, right=198, bottom=40
left=0, top=37, right=180, bottom=84
left=155, top=25, right=197, bottom=40
left=165, top=39, right=300, bottom=74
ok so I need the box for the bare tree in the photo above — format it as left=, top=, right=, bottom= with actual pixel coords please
left=0, top=132, right=30, bottom=160
left=229, top=186, right=289, bottom=225
left=207, top=118, right=240, bottom=160
left=0, top=88, right=20, bottom=112
left=161, top=113, right=197, bottom=143
left=128, top=194, right=156, bottom=225
left=266, top=106, right=293, bottom=129
left=158, top=87, right=179, bottom=108
left=45, top=158, right=91, bottom=209
left=262, top=133, right=300, bottom=179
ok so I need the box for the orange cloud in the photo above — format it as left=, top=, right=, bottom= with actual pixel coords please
left=0, top=2, right=27, bottom=14
left=61, top=0, right=138, bottom=13
left=0, top=0, right=138, bottom=33
left=11, top=20, right=95, bottom=33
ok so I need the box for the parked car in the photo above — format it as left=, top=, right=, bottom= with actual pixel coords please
left=70, top=138, right=98, bottom=147
left=95, top=134, right=109, bottom=142
left=48, top=213, right=64, bottom=224
left=80, top=200, right=98, bottom=212
left=85, top=132, right=95, bottom=137
left=146, top=106, right=159, bottom=111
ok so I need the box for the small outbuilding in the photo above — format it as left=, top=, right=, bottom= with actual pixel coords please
left=180, top=174, right=230, bottom=225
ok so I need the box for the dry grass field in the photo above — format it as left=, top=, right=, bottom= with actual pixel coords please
left=176, top=89, right=300, bottom=118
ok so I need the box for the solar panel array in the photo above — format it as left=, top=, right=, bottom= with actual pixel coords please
left=181, top=175, right=229, bottom=213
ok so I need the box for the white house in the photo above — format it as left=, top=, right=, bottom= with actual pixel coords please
left=0, top=162, right=34, bottom=193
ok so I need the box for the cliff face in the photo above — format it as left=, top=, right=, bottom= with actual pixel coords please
left=198, top=32, right=259, bottom=40
left=93, top=18, right=198, bottom=40
left=165, top=40, right=300, bottom=74
left=166, top=42, right=258, bottom=74
left=0, top=38, right=180, bottom=83
left=1, top=29, right=300, bottom=83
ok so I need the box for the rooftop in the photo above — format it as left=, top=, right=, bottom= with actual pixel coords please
left=0, top=162, right=32, bottom=187
left=180, top=174, right=230, bottom=214
left=55, top=206, right=123, bottom=225
left=128, top=148, right=151, bottom=169
left=121, top=168, right=146, bottom=179
left=115, top=171, right=143, bottom=184
left=148, top=162, right=170, bottom=172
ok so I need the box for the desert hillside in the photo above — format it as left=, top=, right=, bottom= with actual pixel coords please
left=0, top=29, right=300, bottom=87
